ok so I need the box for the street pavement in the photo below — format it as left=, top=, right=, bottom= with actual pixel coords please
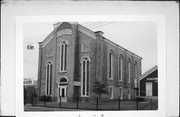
left=24, top=105, right=82, bottom=111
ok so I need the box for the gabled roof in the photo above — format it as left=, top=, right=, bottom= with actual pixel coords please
left=78, top=24, right=96, bottom=39
left=103, top=37, right=142, bottom=59
left=39, top=22, right=141, bottom=60
left=39, top=22, right=97, bottom=48
left=137, top=65, right=158, bottom=81
left=40, top=31, right=54, bottom=48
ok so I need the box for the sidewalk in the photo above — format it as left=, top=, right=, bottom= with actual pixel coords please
left=24, top=105, right=82, bottom=111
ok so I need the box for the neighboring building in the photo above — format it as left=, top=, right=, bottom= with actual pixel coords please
left=24, top=78, right=37, bottom=104
left=24, top=78, right=34, bottom=86
left=137, top=65, right=158, bottom=97
left=37, top=22, right=142, bottom=102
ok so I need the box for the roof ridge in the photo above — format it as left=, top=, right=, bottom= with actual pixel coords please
left=137, top=65, right=158, bottom=80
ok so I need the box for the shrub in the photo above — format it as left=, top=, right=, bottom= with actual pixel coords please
left=91, top=80, right=109, bottom=98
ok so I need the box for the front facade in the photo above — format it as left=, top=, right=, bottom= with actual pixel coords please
left=37, top=22, right=142, bottom=102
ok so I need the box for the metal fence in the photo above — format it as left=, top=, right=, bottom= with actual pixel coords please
left=25, top=95, right=158, bottom=111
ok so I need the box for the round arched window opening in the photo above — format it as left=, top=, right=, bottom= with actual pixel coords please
left=59, top=77, right=68, bottom=86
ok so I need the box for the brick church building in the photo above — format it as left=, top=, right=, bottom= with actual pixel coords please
left=37, top=22, right=142, bottom=102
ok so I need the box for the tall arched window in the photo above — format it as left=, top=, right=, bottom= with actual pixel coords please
left=134, top=61, right=138, bottom=90
left=119, top=55, right=123, bottom=81
left=81, top=57, right=90, bottom=97
left=45, top=62, right=53, bottom=95
left=60, top=40, right=68, bottom=72
left=109, top=51, right=114, bottom=79
left=134, top=61, right=138, bottom=78
left=127, top=59, right=131, bottom=83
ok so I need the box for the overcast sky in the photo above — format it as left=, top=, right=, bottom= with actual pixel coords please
left=23, top=22, right=157, bottom=80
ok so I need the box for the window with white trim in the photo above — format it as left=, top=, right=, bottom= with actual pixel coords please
left=81, top=57, right=90, bottom=97
left=59, top=40, right=68, bottom=72
left=109, top=86, right=113, bottom=99
left=134, top=61, right=138, bottom=78
left=127, top=59, right=131, bottom=83
left=119, top=87, right=123, bottom=100
left=134, top=62, right=138, bottom=89
left=59, top=77, right=68, bottom=85
left=119, top=55, right=123, bottom=81
left=45, top=62, right=53, bottom=95
left=128, top=88, right=131, bottom=100
left=108, top=51, right=114, bottom=79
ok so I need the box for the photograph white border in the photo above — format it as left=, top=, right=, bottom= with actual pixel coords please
left=15, top=14, right=166, bottom=117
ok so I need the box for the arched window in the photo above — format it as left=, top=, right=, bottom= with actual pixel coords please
left=127, top=59, right=131, bottom=83
left=128, top=88, right=131, bottom=99
left=59, top=77, right=68, bottom=85
left=81, top=57, right=90, bottom=97
left=119, top=55, right=123, bottom=81
left=134, top=61, right=138, bottom=78
left=134, top=62, right=138, bottom=90
left=45, top=62, right=53, bottom=95
left=60, top=40, right=68, bottom=72
left=109, top=51, right=114, bottom=79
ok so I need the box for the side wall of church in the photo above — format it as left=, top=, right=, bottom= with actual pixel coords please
left=98, top=37, right=142, bottom=100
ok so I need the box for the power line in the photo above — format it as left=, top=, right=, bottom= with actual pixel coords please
left=90, top=22, right=114, bottom=29
left=82, top=22, right=115, bottom=30
left=25, top=22, right=115, bottom=45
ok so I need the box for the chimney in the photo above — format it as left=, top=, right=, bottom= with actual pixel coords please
left=94, top=31, right=104, bottom=38
left=53, top=22, right=62, bottom=29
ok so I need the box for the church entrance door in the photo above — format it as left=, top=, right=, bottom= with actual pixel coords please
left=58, top=85, right=67, bottom=102
left=57, top=77, right=68, bottom=102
